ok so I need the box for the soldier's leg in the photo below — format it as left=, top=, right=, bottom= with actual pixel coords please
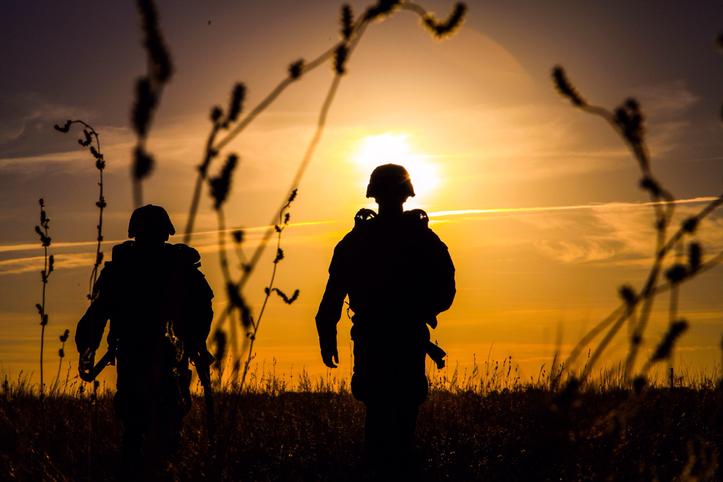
left=364, top=401, right=397, bottom=470
left=396, top=402, right=419, bottom=455
left=391, top=330, right=427, bottom=473
left=114, top=391, right=145, bottom=479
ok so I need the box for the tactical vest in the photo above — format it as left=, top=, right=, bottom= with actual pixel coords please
left=333, top=208, right=455, bottom=324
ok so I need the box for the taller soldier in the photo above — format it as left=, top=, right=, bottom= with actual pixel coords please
left=75, top=205, right=213, bottom=477
left=316, top=164, right=456, bottom=472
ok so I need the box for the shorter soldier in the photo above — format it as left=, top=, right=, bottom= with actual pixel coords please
left=75, top=205, right=213, bottom=478
left=316, top=164, right=456, bottom=474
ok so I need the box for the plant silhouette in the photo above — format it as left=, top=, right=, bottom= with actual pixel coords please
left=54, top=119, right=107, bottom=300
left=34, top=198, right=53, bottom=397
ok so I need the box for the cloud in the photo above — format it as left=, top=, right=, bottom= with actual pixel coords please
left=632, top=80, right=700, bottom=159
left=0, top=253, right=94, bottom=275
left=429, top=79, right=702, bottom=185
left=525, top=198, right=723, bottom=266
left=534, top=239, right=623, bottom=264
left=635, top=80, right=699, bottom=117
left=0, top=94, right=98, bottom=158
left=432, top=102, right=635, bottom=182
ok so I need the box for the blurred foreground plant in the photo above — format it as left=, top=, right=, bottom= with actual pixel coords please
left=130, top=0, right=173, bottom=207
left=551, top=47, right=723, bottom=392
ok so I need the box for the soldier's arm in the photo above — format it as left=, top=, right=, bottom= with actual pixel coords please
left=188, top=267, right=214, bottom=353
left=315, top=242, right=349, bottom=367
left=174, top=243, right=214, bottom=355
left=315, top=273, right=346, bottom=348
left=75, top=263, right=112, bottom=354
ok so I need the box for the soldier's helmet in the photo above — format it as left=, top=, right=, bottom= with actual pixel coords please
left=128, top=204, right=176, bottom=241
left=365, top=164, right=415, bottom=199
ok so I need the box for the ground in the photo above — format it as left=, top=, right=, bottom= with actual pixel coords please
left=1, top=383, right=721, bottom=481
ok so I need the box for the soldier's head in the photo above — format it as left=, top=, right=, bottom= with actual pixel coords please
left=128, top=204, right=175, bottom=246
left=366, top=164, right=415, bottom=208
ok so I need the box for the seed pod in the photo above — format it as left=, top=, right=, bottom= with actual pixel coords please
left=288, top=59, right=304, bottom=80
left=226, top=83, right=246, bottom=124
left=650, top=320, right=688, bottom=362
left=334, top=44, right=348, bottom=75
left=552, top=66, right=586, bottom=107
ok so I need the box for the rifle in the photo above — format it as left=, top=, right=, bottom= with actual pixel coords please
left=190, top=348, right=216, bottom=443
left=78, top=346, right=116, bottom=382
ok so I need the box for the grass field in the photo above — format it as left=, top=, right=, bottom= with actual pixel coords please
left=1, top=371, right=721, bottom=481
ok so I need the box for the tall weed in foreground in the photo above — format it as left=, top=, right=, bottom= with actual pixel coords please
left=551, top=33, right=723, bottom=393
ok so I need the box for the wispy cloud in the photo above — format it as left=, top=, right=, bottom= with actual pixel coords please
left=522, top=199, right=723, bottom=266
left=428, top=196, right=718, bottom=219
left=0, top=253, right=94, bottom=275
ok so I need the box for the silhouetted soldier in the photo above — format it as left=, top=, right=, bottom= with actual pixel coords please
left=75, top=204, right=213, bottom=478
left=316, top=164, right=455, bottom=474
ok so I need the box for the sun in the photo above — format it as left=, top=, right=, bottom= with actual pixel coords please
left=353, top=133, right=440, bottom=208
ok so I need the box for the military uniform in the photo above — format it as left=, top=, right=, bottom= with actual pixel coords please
left=75, top=206, right=213, bottom=474
left=316, top=206, right=455, bottom=465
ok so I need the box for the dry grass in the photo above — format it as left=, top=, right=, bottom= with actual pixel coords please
left=1, top=368, right=720, bottom=481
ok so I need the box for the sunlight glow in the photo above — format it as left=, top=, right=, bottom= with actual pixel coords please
left=353, top=133, right=440, bottom=208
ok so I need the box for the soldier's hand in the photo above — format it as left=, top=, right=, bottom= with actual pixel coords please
left=321, top=345, right=339, bottom=369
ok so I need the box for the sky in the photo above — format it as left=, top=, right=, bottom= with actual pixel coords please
left=1, top=0, right=722, bottom=387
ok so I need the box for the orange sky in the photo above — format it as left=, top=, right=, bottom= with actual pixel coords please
left=1, top=0, right=722, bottom=387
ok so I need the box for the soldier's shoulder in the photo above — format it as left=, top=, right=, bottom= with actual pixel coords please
left=170, top=243, right=202, bottom=268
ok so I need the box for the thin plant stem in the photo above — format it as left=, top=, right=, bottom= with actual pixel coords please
left=238, top=206, right=287, bottom=391
left=54, top=119, right=106, bottom=299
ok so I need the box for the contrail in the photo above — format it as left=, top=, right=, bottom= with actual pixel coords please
left=427, top=196, right=718, bottom=219
left=0, top=196, right=717, bottom=259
